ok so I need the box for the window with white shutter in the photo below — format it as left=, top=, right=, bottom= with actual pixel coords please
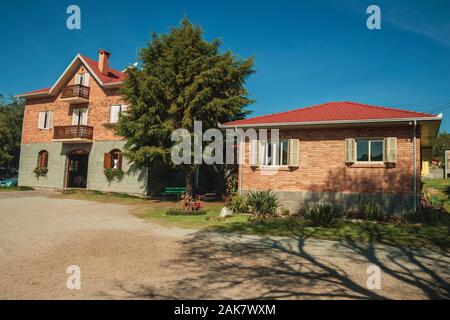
left=355, top=139, right=383, bottom=162
left=83, top=73, right=89, bottom=86
left=288, top=139, right=299, bottom=167
left=250, top=140, right=259, bottom=166
left=46, top=111, right=53, bottom=128
left=81, top=109, right=88, bottom=125
left=76, top=72, right=89, bottom=87
left=257, top=140, right=290, bottom=166
left=72, top=108, right=88, bottom=125
left=38, top=112, right=45, bottom=129
left=72, top=109, right=79, bottom=125
left=110, top=105, right=121, bottom=123
left=345, top=138, right=356, bottom=163
left=383, top=137, right=397, bottom=163
left=110, top=104, right=128, bottom=123
left=38, top=111, right=52, bottom=129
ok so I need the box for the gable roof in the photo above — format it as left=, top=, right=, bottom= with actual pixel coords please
left=80, top=55, right=126, bottom=85
left=16, top=54, right=126, bottom=98
left=221, top=101, right=441, bottom=127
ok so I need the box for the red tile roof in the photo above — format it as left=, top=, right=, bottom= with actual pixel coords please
left=80, top=55, right=126, bottom=84
left=19, top=87, right=51, bottom=95
left=222, top=101, right=438, bottom=126
left=18, top=54, right=126, bottom=96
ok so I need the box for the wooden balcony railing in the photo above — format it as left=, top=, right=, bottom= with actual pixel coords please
left=53, top=125, right=93, bottom=140
left=60, top=84, right=90, bottom=100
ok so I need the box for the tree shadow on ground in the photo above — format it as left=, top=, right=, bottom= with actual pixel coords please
left=104, top=226, right=450, bottom=300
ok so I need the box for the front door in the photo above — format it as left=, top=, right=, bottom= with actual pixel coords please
left=67, top=153, right=89, bottom=188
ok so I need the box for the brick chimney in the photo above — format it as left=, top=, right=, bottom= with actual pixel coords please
left=98, top=49, right=111, bottom=75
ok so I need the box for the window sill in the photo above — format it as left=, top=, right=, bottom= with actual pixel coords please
left=350, top=162, right=392, bottom=168
left=251, top=165, right=298, bottom=171
left=259, top=165, right=289, bottom=170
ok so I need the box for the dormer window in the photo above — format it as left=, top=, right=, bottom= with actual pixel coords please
left=75, top=72, right=90, bottom=87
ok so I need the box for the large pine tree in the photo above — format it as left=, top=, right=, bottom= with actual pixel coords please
left=117, top=19, right=255, bottom=196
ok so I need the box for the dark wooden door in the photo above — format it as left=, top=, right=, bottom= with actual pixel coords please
left=67, top=154, right=89, bottom=188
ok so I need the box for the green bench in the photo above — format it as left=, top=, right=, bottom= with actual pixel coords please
left=161, top=187, right=186, bottom=200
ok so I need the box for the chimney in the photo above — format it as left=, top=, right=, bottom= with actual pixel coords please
left=98, top=49, right=111, bottom=75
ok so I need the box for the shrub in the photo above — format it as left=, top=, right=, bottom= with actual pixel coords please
left=277, top=206, right=290, bottom=216
left=402, top=193, right=447, bottom=224
left=33, top=167, right=48, bottom=178
left=182, top=196, right=202, bottom=212
left=247, top=190, right=279, bottom=220
left=298, top=202, right=310, bottom=216
left=304, top=203, right=342, bottom=227
left=227, top=194, right=249, bottom=214
left=225, top=176, right=238, bottom=196
left=104, top=168, right=124, bottom=183
left=358, top=200, right=386, bottom=222
left=166, top=208, right=207, bottom=216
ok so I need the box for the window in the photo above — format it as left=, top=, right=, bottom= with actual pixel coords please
left=75, top=72, right=90, bottom=86
left=110, top=105, right=128, bottom=123
left=38, top=111, right=52, bottom=129
left=259, top=140, right=289, bottom=166
left=356, top=139, right=383, bottom=162
left=72, top=108, right=88, bottom=126
left=104, top=149, right=123, bottom=169
left=37, top=150, right=48, bottom=168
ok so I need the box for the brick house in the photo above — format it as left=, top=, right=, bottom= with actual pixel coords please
left=221, top=102, right=442, bottom=214
left=16, top=50, right=146, bottom=194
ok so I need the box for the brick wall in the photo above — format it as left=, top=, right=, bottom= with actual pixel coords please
left=239, top=125, right=421, bottom=196
left=22, top=65, right=125, bottom=144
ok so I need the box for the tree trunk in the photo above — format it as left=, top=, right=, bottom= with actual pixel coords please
left=184, top=167, right=195, bottom=197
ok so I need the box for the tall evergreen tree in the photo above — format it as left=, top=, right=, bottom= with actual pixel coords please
left=117, top=19, right=254, bottom=195
left=0, top=95, right=24, bottom=168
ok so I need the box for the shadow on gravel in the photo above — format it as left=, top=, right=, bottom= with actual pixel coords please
left=104, top=227, right=450, bottom=299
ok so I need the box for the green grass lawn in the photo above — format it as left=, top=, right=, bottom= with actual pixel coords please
left=135, top=204, right=249, bottom=229
left=54, top=188, right=450, bottom=248
left=422, top=178, right=450, bottom=212
left=0, top=186, right=34, bottom=192
left=210, top=217, right=450, bottom=248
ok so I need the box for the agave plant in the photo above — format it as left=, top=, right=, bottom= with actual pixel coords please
left=304, top=203, right=342, bottom=227
left=246, top=190, right=279, bottom=221
left=358, top=200, right=386, bottom=222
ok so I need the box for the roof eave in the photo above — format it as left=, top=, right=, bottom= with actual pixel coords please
left=219, top=116, right=443, bottom=128
left=103, top=81, right=124, bottom=87
left=15, top=92, right=51, bottom=98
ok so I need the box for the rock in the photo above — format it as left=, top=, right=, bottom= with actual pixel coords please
left=219, top=207, right=233, bottom=218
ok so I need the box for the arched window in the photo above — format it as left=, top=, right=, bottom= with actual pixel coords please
left=104, top=149, right=123, bottom=169
left=37, top=150, right=49, bottom=168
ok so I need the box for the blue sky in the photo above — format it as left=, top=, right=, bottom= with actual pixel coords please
left=1, top=0, right=450, bottom=130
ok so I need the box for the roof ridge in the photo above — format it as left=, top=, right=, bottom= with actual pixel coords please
left=242, top=102, right=333, bottom=123
left=342, top=101, right=437, bottom=117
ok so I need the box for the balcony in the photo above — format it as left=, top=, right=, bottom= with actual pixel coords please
left=60, top=84, right=90, bottom=103
left=53, top=125, right=93, bottom=142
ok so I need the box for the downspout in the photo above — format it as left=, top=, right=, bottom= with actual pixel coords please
left=236, top=126, right=243, bottom=195
left=413, top=120, right=417, bottom=213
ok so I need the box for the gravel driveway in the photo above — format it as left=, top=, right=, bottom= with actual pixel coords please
left=0, top=191, right=449, bottom=299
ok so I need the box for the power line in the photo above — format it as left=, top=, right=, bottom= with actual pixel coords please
left=425, top=102, right=450, bottom=114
